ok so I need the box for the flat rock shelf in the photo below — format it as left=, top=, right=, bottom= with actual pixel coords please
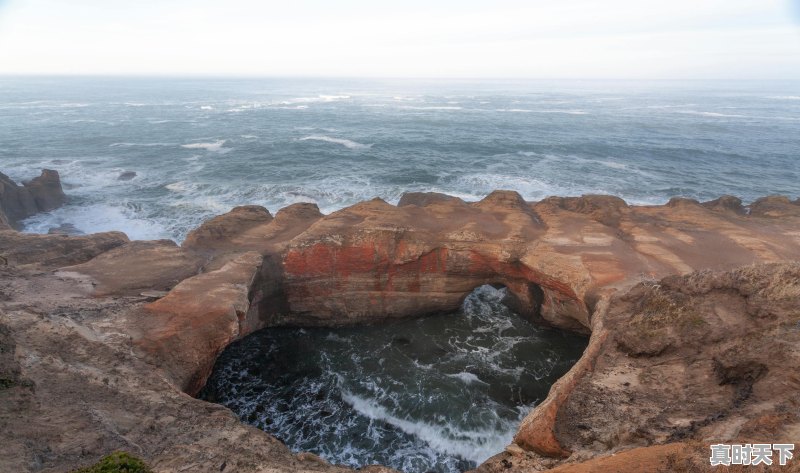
left=200, top=286, right=588, bottom=473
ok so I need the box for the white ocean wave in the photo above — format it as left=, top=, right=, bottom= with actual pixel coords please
left=446, top=372, right=487, bottom=385
left=180, top=139, right=227, bottom=152
left=644, top=104, right=696, bottom=109
left=21, top=203, right=168, bottom=241
left=340, top=390, right=518, bottom=465
left=495, top=108, right=588, bottom=114
left=110, top=142, right=174, bottom=147
left=767, top=95, right=800, bottom=100
left=299, top=135, right=372, bottom=150
left=679, top=111, right=746, bottom=118
left=400, top=105, right=463, bottom=110
left=165, top=181, right=198, bottom=193
left=0, top=102, right=90, bottom=110
left=537, top=109, right=588, bottom=115
left=596, top=160, right=628, bottom=170
left=280, top=95, right=350, bottom=105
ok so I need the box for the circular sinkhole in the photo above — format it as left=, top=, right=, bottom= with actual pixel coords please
left=200, top=285, right=588, bottom=473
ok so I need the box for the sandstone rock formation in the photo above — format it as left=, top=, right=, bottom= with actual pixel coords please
left=0, top=170, right=66, bottom=229
left=1, top=184, right=799, bottom=473
left=0, top=230, right=129, bottom=268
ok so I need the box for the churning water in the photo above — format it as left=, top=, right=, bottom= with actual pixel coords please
left=1, top=77, right=798, bottom=241
left=200, top=286, right=587, bottom=473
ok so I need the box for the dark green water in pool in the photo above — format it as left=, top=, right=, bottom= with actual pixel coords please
left=201, top=286, right=587, bottom=473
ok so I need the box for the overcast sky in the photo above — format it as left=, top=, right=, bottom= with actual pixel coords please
left=0, top=0, right=799, bottom=78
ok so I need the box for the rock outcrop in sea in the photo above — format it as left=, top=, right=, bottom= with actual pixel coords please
left=1, top=170, right=799, bottom=472
left=0, top=169, right=66, bottom=229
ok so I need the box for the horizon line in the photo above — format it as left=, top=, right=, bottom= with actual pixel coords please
left=1, top=73, right=799, bottom=82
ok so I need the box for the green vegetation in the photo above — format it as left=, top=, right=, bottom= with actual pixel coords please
left=72, top=452, right=152, bottom=473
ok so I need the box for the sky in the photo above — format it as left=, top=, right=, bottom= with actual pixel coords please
left=0, top=0, right=799, bottom=78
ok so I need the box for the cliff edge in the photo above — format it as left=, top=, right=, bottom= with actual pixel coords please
left=1, top=180, right=799, bottom=472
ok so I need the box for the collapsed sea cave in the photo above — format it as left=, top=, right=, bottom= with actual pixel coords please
left=199, top=284, right=588, bottom=473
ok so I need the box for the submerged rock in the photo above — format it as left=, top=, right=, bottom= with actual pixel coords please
left=47, top=223, right=84, bottom=235
left=118, top=171, right=137, bottom=181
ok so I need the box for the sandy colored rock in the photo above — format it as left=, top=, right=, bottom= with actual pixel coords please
left=749, top=195, right=800, bottom=217
left=507, top=263, right=800, bottom=465
left=2, top=187, right=800, bottom=473
left=182, top=205, right=274, bottom=251
left=398, top=191, right=465, bottom=207
left=59, top=239, right=205, bottom=296
left=182, top=203, right=323, bottom=273
left=23, top=169, right=67, bottom=212
left=135, top=251, right=268, bottom=394
left=0, top=230, right=129, bottom=268
left=0, top=267, right=355, bottom=473
left=701, top=195, right=746, bottom=214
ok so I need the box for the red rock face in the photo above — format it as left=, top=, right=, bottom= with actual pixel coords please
left=283, top=237, right=589, bottom=332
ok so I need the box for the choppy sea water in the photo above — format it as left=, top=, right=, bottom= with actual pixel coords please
left=201, top=286, right=587, bottom=473
left=0, top=77, right=798, bottom=241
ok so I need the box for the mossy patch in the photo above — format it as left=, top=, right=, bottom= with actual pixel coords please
left=71, top=452, right=152, bottom=473
left=0, top=377, right=15, bottom=390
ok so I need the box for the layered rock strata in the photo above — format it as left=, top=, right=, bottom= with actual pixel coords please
left=1, top=184, right=800, bottom=472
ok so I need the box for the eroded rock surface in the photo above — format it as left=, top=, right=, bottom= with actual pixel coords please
left=0, top=170, right=66, bottom=229
left=1, top=187, right=800, bottom=473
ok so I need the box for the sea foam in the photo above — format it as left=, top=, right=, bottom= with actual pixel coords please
left=180, top=139, right=227, bottom=152
left=679, top=111, right=746, bottom=118
left=299, top=135, right=372, bottom=150
left=340, top=390, right=514, bottom=465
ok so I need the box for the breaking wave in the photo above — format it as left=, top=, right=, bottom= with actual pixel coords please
left=678, top=111, right=747, bottom=118
left=180, top=139, right=227, bottom=152
left=299, top=135, right=372, bottom=150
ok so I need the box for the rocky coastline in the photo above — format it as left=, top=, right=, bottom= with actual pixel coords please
left=1, top=170, right=799, bottom=472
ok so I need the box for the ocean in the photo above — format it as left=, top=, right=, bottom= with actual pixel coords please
left=1, top=77, right=798, bottom=241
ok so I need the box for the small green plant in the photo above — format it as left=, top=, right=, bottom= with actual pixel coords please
left=72, top=452, right=152, bottom=473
